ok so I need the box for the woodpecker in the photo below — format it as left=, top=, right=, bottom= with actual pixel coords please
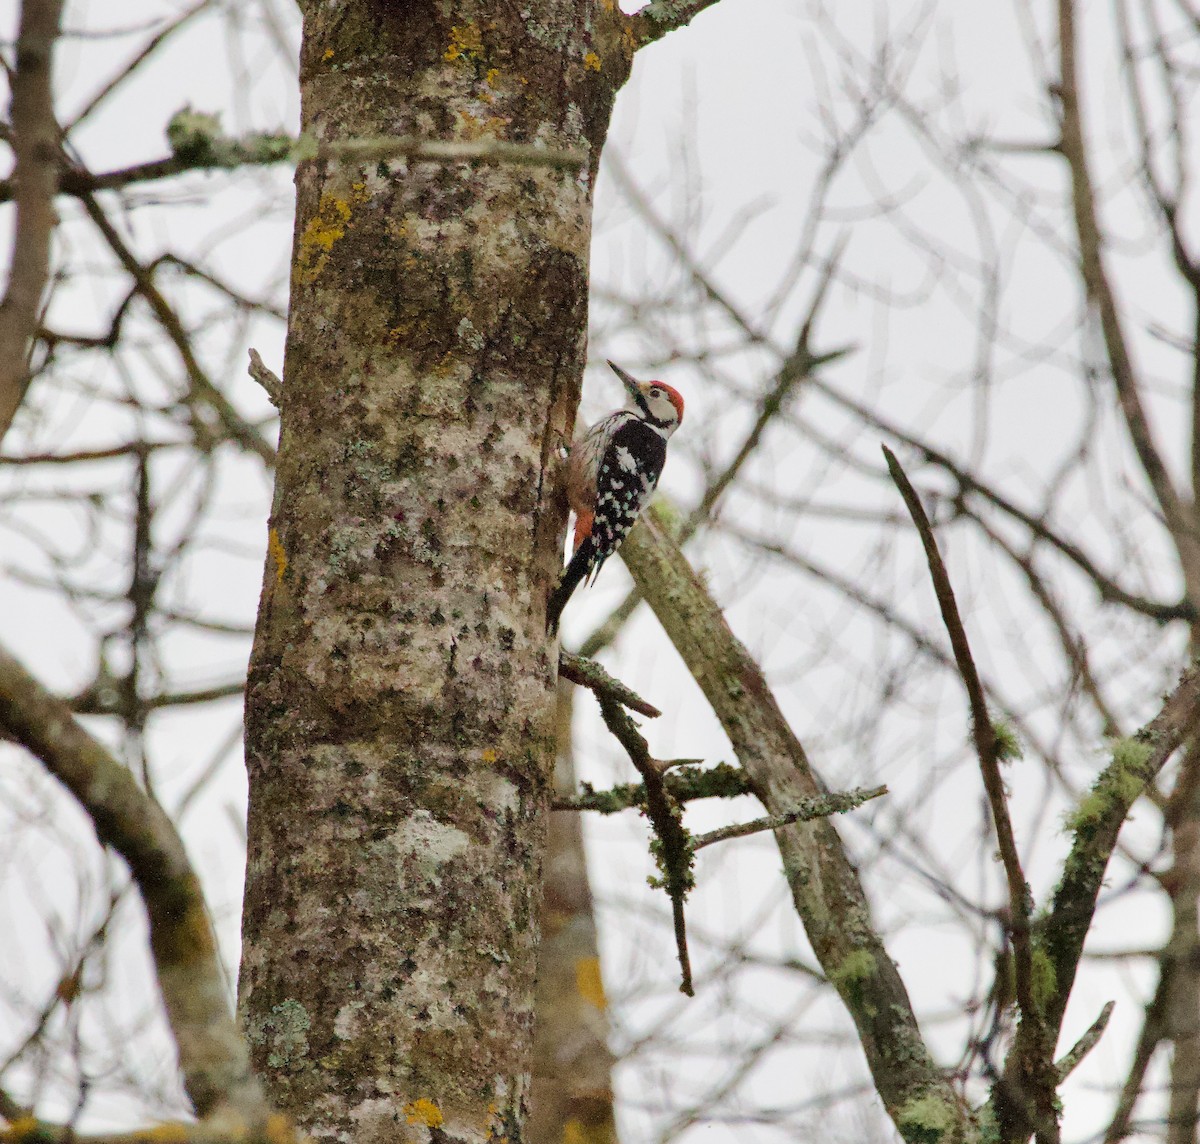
left=547, top=360, right=685, bottom=635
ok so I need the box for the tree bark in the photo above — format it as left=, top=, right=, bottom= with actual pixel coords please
left=240, top=5, right=630, bottom=1142
left=528, top=685, right=618, bottom=1144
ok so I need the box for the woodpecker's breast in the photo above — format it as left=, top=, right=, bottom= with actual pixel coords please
left=566, top=410, right=635, bottom=514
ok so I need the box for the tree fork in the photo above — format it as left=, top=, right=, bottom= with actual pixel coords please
left=240, top=5, right=633, bottom=1141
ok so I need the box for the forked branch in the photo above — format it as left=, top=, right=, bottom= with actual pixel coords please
left=884, top=446, right=1058, bottom=1142
left=0, top=641, right=269, bottom=1126
left=616, top=503, right=966, bottom=1139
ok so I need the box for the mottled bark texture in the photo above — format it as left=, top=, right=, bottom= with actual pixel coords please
left=240, top=5, right=632, bottom=1143
left=528, top=686, right=617, bottom=1144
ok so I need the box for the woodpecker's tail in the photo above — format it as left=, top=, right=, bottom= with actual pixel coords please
left=547, top=537, right=598, bottom=635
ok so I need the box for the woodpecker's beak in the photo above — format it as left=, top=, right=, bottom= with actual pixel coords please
left=607, top=360, right=651, bottom=417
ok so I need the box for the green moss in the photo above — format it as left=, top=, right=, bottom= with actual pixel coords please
left=165, top=108, right=224, bottom=160
left=647, top=495, right=683, bottom=536
left=991, top=720, right=1022, bottom=763
left=897, top=1092, right=957, bottom=1143
left=1031, top=944, right=1056, bottom=1013
left=830, top=949, right=877, bottom=989
left=1065, top=736, right=1154, bottom=832
left=165, top=107, right=294, bottom=167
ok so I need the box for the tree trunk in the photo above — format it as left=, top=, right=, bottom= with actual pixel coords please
left=528, top=686, right=618, bottom=1144
left=240, top=5, right=629, bottom=1141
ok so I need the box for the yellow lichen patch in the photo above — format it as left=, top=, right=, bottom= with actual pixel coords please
left=268, top=526, right=288, bottom=585
left=563, top=1121, right=586, bottom=1144
left=403, top=1099, right=444, bottom=1128
left=485, top=67, right=500, bottom=86
left=384, top=320, right=416, bottom=349
left=575, top=956, right=607, bottom=1010
left=456, top=111, right=509, bottom=141
left=294, top=192, right=353, bottom=284
left=3, top=1117, right=40, bottom=1140
left=481, top=747, right=499, bottom=764
left=136, top=1124, right=189, bottom=1144
left=583, top=51, right=602, bottom=72
left=444, top=23, right=484, bottom=64
left=264, top=1114, right=294, bottom=1144
left=322, top=47, right=333, bottom=61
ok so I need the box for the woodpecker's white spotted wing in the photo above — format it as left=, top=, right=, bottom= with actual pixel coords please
left=547, top=418, right=668, bottom=634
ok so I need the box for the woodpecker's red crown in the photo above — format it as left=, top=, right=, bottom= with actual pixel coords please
left=641, top=381, right=685, bottom=425
left=607, top=360, right=684, bottom=431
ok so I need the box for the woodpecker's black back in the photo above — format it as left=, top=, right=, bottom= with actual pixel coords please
left=547, top=417, right=668, bottom=634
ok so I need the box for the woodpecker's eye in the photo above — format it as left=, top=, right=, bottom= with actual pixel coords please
left=650, top=387, right=661, bottom=397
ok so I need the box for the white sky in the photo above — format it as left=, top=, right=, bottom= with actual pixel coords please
left=3, top=0, right=1199, bottom=1140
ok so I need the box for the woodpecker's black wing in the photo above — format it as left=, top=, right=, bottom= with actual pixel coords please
left=547, top=418, right=667, bottom=634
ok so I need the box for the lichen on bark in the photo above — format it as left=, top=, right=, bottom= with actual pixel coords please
left=240, top=4, right=632, bottom=1142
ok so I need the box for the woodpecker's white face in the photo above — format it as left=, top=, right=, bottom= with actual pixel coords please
left=608, top=360, right=685, bottom=436
left=630, top=382, right=684, bottom=436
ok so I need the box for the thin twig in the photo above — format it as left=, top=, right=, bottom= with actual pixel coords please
left=558, top=651, right=661, bottom=717
left=691, top=785, right=887, bottom=849
left=1055, top=1001, right=1114, bottom=1082
left=80, top=194, right=275, bottom=465
left=883, top=445, right=1057, bottom=1142
left=628, top=0, right=725, bottom=49
left=247, top=348, right=281, bottom=408
left=808, top=373, right=1190, bottom=623
left=552, top=760, right=752, bottom=813
left=593, top=693, right=694, bottom=995
left=1056, top=0, right=1200, bottom=613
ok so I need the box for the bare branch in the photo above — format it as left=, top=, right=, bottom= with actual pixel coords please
left=592, top=691, right=695, bottom=996
left=1056, top=0, right=1200, bottom=610
left=883, top=452, right=1035, bottom=991
left=0, top=120, right=590, bottom=206
left=691, top=786, right=887, bottom=850
left=628, top=1, right=724, bottom=49
left=0, top=0, right=64, bottom=448
left=0, top=640, right=268, bottom=1123
left=617, top=503, right=967, bottom=1138
left=1055, top=1001, right=1114, bottom=1082
left=247, top=348, right=281, bottom=409
left=552, top=760, right=752, bottom=813
left=1104, top=970, right=1169, bottom=1143
left=885, top=446, right=1059, bottom=1142
left=558, top=650, right=661, bottom=717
